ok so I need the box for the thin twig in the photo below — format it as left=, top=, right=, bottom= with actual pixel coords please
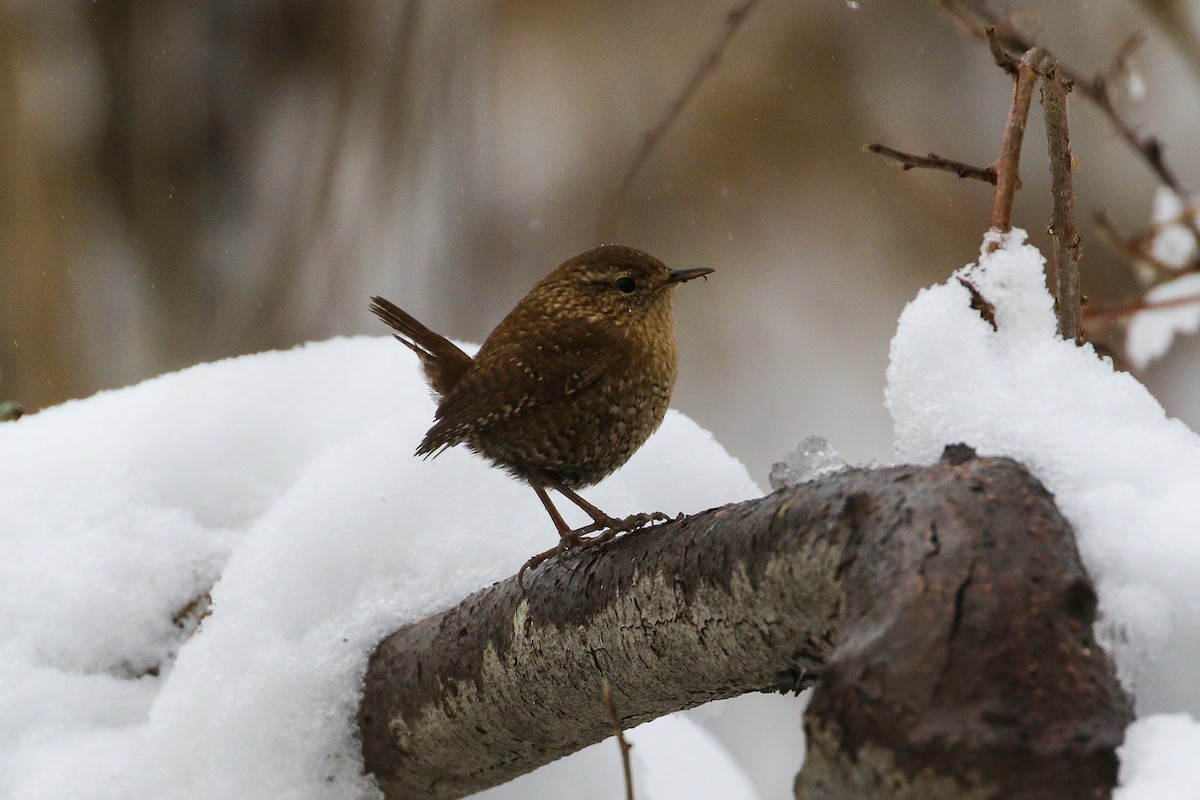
left=1098, top=33, right=1146, bottom=94
left=987, top=24, right=1020, bottom=74
left=1083, top=291, right=1200, bottom=322
left=1094, top=211, right=1189, bottom=277
left=865, top=143, right=997, bottom=183
left=602, top=679, right=635, bottom=800
left=1088, top=76, right=1187, bottom=199
left=598, top=0, right=763, bottom=240
left=989, top=40, right=1047, bottom=238
left=1039, top=58, right=1084, bottom=342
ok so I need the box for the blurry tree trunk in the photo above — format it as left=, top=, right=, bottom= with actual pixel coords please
left=0, top=0, right=490, bottom=410
left=0, top=5, right=88, bottom=403
left=358, top=447, right=1132, bottom=800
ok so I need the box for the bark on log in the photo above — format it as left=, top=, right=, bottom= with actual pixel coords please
left=358, top=447, right=1132, bottom=799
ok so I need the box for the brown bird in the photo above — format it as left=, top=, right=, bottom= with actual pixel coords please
left=370, top=244, right=712, bottom=561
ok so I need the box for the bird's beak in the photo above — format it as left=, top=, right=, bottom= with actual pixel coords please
left=664, top=267, right=714, bottom=285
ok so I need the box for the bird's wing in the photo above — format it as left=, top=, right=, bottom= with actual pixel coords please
left=416, top=316, right=620, bottom=456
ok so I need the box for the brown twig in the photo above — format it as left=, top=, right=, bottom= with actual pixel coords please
left=1098, top=33, right=1146, bottom=96
left=1039, top=58, right=1084, bottom=342
left=602, top=679, right=635, bottom=800
left=989, top=39, right=1048, bottom=239
left=1087, top=78, right=1189, bottom=202
left=1083, top=291, right=1200, bottom=322
left=597, top=0, right=763, bottom=240
left=1093, top=211, right=1189, bottom=277
left=865, top=143, right=997, bottom=183
left=986, top=23, right=1020, bottom=74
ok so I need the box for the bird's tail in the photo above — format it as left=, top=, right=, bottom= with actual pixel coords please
left=369, top=296, right=473, bottom=398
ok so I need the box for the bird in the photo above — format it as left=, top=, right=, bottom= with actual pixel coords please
left=369, top=244, right=712, bottom=566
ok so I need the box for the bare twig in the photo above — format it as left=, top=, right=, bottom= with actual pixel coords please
left=597, top=0, right=763, bottom=240
left=864, top=30, right=1045, bottom=239
left=986, top=24, right=1020, bottom=74
left=989, top=40, right=1049, bottom=238
left=1040, top=59, right=1084, bottom=342
left=1097, top=33, right=1146, bottom=96
left=1094, top=211, right=1189, bottom=277
left=602, top=679, right=635, bottom=800
left=865, top=143, right=997, bottom=183
left=1083, top=291, right=1200, bottom=322
left=1087, top=77, right=1188, bottom=202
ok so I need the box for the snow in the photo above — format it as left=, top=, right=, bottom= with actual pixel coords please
left=1148, top=187, right=1198, bottom=271
left=0, top=337, right=762, bottom=799
left=1116, top=715, right=1200, bottom=800
left=887, top=228, right=1200, bottom=798
left=1125, top=187, right=1200, bottom=369
left=1126, top=272, right=1200, bottom=370
left=4, top=226, right=1200, bottom=796
left=767, top=435, right=846, bottom=490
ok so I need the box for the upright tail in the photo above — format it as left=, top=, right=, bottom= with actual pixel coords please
left=369, top=296, right=473, bottom=398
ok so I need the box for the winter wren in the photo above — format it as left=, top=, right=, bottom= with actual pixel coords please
left=369, top=244, right=712, bottom=551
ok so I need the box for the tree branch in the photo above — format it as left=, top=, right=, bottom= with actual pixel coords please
left=1084, top=290, right=1200, bottom=322
left=989, top=42, right=1047, bottom=236
left=358, top=449, right=1131, bottom=799
left=1040, top=59, right=1084, bottom=342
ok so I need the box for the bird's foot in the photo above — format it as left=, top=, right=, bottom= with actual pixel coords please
left=566, top=511, right=672, bottom=546
left=518, top=542, right=565, bottom=592
left=516, top=512, right=674, bottom=592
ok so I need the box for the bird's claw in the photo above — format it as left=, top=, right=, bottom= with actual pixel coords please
left=516, top=511, right=673, bottom=593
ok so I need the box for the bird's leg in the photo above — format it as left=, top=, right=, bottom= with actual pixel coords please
left=535, top=472, right=670, bottom=544
left=532, top=483, right=574, bottom=538
left=530, top=480, right=613, bottom=547
left=554, top=480, right=671, bottom=536
left=549, top=483, right=619, bottom=532
left=519, top=484, right=578, bottom=592
left=518, top=478, right=672, bottom=591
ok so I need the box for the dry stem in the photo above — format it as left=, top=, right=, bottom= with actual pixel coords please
left=602, top=679, right=635, bottom=800
left=865, top=143, right=997, bottom=183
left=598, top=1, right=763, bottom=240
left=988, top=41, right=1048, bottom=238
left=1083, top=291, right=1200, bottom=322
left=1095, top=210, right=1200, bottom=278
left=1040, top=60, right=1084, bottom=342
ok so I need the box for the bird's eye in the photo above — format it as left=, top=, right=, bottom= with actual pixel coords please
left=615, top=276, right=637, bottom=293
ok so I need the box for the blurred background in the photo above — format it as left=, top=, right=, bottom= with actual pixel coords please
left=3, top=0, right=1199, bottom=484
